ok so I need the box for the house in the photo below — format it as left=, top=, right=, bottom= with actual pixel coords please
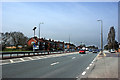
left=27, top=37, right=39, bottom=46
left=118, top=43, right=120, bottom=52
left=54, top=41, right=64, bottom=51
left=64, top=43, right=76, bottom=51
left=27, top=37, right=75, bottom=52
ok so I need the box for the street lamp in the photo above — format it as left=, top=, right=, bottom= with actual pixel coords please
left=33, top=26, right=37, bottom=37
left=39, top=22, right=44, bottom=39
left=97, top=20, right=103, bottom=55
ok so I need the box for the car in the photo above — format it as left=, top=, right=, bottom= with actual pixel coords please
left=89, top=49, right=92, bottom=52
left=93, top=50, right=97, bottom=53
left=110, top=49, right=116, bottom=53
left=79, top=50, right=86, bottom=54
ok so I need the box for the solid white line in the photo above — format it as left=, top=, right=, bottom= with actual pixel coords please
left=86, top=67, right=90, bottom=70
left=28, top=57, right=34, bottom=60
left=51, top=62, right=59, bottom=66
left=72, top=57, right=76, bottom=59
left=82, top=71, right=86, bottom=75
left=20, top=58, right=25, bottom=61
left=10, top=60, right=14, bottom=63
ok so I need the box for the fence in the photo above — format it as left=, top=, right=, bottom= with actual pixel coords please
left=0, top=50, right=75, bottom=60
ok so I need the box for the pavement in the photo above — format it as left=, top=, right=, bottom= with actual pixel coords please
left=79, top=51, right=119, bottom=79
left=2, top=52, right=97, bottom=79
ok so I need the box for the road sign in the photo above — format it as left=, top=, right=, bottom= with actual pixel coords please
left=33, top=43, right=39, bottom=50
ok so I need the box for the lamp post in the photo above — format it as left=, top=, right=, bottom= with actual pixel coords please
left=33, top=26, right=37, bottom=37
left=39, top=22, right=44, bottom=39
left=97, top=20, right=103, bottom=55
left=33, top=26, right=37, bottom=52
left=69, top=35, right=70, bottom=52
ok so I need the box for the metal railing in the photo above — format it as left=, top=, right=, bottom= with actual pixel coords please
left=0, top=50, right=76, bottom=60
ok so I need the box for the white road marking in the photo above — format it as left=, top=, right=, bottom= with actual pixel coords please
left=36, top=56, right=41, bottom=59
left=51, top=62, right=59, bottom=66
left=81, top=55, right=83, bottom=56
left=20, top=58, right=25, bottom=61
left=28, top=57, right=34, bottom=60
left=92, top=61, right=94, bottom=64
left=10, top=60, right=14, bottom=63
left=89, top=63, right=92, bottom=66
left=86, top=67, right=90, bottom=70
left=76, top=77, right=78, bottom=78
left=72, top=57, right=76, bottom=59
left=82, top=71, right=86, bottom=75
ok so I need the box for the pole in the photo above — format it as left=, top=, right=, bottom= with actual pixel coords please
left=34, top=30, right=35, bottom=37
left=39, top=23, right=40, bottom=39
left=101, top=20, right=103, bottom=55
left=39, top=22, right=43, bottom=39
left=69, top=35, right=70, bottom=52
left=97, top=20, right=103, bottom=55
left=33, top=27, right=36, bottom=37
left=69, top=35, right=70, bottom=44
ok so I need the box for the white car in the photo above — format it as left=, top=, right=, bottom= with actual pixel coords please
left=110, top=49, right=116, bottom=53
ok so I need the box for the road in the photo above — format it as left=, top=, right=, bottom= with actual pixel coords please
left=2, top=52, right=97, bottom=78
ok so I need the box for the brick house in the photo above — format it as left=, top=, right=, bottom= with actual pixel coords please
left=118, top=43, right=120, bottom=52
left=27, top=37, right=75, bottom=51
left=55, top=41, right=64, bottom=51
left=27, top=37, right=38, bottom=46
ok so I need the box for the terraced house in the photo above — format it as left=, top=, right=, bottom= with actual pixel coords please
left=27, top=37, right=76, bottom=51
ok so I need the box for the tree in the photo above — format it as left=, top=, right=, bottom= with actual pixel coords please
left=107, top=26, right=118, bottom=50
left=104, top=44, right=108, bottom=50
left=1, top=32, right=28, bottom=49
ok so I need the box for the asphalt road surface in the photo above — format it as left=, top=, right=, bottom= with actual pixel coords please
left=2, top=52, right=97, bottom=78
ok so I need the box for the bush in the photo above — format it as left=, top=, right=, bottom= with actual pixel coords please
left=25, top=45, right=33, bottom=51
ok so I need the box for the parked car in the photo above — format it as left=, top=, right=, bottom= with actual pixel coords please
left=93, top=49, right=97, bottom=53
left=110, top=49, right=116, bottom=53
left=89, top=49, right=92, bottom=52
left=79, top=50, right=86, bottom=54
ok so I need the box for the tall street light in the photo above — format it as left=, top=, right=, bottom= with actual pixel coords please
left=97, top=20, right=103, bottom=55
left=39, top=22, right=44, bottom=39
left=33, top=26, right=37, bottom=37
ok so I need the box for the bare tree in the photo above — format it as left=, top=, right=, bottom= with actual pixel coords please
left=107, top=26, right=118, bottom=49
left=1, top=32, right=28, bottom=48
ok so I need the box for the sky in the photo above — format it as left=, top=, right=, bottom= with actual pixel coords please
left=2, top=2, right=118, bottom=47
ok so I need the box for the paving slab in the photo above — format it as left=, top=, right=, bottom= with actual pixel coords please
left=87, top=56, right=118, bottom=78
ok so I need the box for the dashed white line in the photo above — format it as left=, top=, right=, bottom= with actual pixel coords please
left=72, top=57, right=76, bottom=59
left=36, top=56, right=41, bottom=59
left=82, top=71, right=86, bottom=75
left=86, top=67, right=90, bottom=70
left=10, top=60, right=14, bottom=63
left=28, top=57, right=34, bottom=60
left=91, top=61, right=94, bottom=64
left=76, top=77, right=78, bottom=78
left=20, top=58, right=25, bottom=61
left=89, top=63, right=92, bottom=66
left=51, top=62, right=59, bottom=66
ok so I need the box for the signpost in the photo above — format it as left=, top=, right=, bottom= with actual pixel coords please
left=33, top=43, right=39, bottom=52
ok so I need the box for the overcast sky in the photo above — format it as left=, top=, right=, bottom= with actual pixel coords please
left=2, top=2, right=118, bottom=47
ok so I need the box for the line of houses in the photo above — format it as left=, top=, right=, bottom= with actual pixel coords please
left=27, top=37, right=76, bottom=51
left=118, top=43, right=120, bottom=52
